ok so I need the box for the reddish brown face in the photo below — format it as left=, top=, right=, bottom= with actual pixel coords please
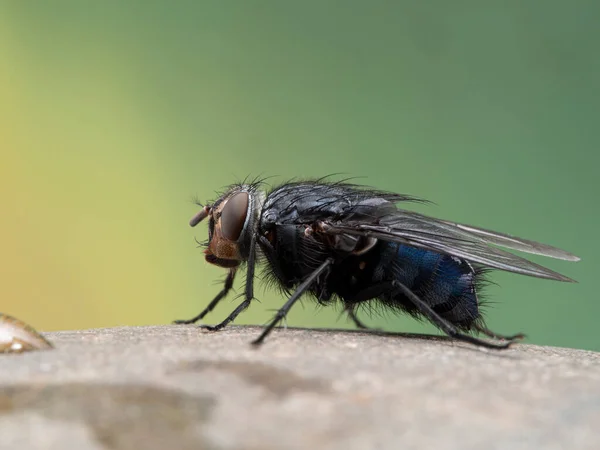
left=190, top=191, right=250, bottom=268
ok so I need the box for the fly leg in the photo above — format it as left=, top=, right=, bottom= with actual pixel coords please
left=349, top=280, right=518, bottom=348
left=343, top=281, right=402, bottom=331
left=390, top=280, right=514, bottom=350
left=173, top=268, right=236, bottom=325
left=200, top=298, right=251, bottom=331
left=346, top=308, right=370, bottom=330
left=342, top=283, right=395, bottom=330
left=252, top=258, right=334, bottom=346
left=473, top=323, right=525, bottom=341
left=200, top=235, right=257, bottom=332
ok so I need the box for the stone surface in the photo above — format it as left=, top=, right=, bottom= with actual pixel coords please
left=0, top=325, right=598, bottom=450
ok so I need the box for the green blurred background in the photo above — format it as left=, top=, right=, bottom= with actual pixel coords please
left=1, top=1, right=597, bottom=350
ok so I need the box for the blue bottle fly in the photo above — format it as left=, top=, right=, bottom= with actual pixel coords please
left=175, top=178, right=580, bottom=349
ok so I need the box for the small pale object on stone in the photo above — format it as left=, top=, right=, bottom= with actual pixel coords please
left=0, top=313, right=53, bottom=353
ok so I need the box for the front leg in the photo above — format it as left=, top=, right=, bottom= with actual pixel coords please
left=200, top=234, right=257, bottom=331
left=173, top=268, right=236, bottom=325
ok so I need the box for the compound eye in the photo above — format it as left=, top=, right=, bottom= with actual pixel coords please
left=220, top=192, right=249, bottom=241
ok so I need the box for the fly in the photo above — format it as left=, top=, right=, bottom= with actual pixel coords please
left=175, top=177, right=580, bottom=349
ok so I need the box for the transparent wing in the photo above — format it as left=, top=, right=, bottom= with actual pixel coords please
left=438, top=220, right=579, bottom=261
left=319, top=208, right=580, bottom=282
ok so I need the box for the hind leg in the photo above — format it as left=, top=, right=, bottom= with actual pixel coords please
left=473, top=323, right=525, bottom=341
left=389, top=280, right=518, bottom=350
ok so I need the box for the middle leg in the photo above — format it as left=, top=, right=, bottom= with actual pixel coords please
left=251, top=258, right=334, bottom=345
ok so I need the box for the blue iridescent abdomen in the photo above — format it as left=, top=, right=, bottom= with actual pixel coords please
left=380, top=242, right=481, bottom=326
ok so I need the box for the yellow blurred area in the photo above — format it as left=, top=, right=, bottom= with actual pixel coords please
left=1, top=15, right=179, bottom=329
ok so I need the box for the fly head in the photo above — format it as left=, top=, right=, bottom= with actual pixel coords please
left=189, top=185, right=262, bottom=268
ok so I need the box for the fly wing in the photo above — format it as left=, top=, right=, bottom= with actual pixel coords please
left=437, top=220, right=580, bottom=262
left=319, top=207, right=579, bottom=282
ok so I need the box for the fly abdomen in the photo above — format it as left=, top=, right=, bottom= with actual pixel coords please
left=389, top=244, right=481, bottom=328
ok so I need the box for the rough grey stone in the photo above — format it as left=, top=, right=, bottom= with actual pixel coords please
left=0, top=325, right=598, bottom=450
